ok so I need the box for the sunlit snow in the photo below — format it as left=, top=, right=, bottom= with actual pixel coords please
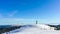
left=3, top=24, right=60, bottom=34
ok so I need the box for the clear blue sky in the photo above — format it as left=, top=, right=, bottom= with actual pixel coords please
left=0, top=0, right=60, bottom=25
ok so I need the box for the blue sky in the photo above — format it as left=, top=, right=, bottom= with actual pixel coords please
left=0, top=0, right=60, bottom=25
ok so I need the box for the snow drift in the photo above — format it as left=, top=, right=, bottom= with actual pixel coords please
left=2, top=24, right=60, bottom=34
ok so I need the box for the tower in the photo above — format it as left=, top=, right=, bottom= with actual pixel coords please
left=36, top=20, right=38, bottom=24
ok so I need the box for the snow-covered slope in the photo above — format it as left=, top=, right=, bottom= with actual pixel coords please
left=36, top=24, right=54, bottom=30
left=3, top=24, right=60, bottom=34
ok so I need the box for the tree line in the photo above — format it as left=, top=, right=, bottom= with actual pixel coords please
left=0, top=25, right=21, bottom=34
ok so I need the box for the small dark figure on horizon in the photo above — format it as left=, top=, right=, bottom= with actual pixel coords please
left=36, top=20, right=38, bottom=24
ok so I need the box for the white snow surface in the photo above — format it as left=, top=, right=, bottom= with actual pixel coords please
left=3, top=24, right=60, bottom=34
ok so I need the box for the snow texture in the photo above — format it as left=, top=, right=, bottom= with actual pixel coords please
left=3, top=24, right=60, bottom=34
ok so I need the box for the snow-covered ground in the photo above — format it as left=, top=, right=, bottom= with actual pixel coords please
left=3, top=24, right=60, bottom=34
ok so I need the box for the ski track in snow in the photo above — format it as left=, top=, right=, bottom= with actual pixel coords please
left=3, top=24, right=60, bottom=34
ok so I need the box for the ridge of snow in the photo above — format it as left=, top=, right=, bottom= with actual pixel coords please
left=3, top=24, right=60, bottom=34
